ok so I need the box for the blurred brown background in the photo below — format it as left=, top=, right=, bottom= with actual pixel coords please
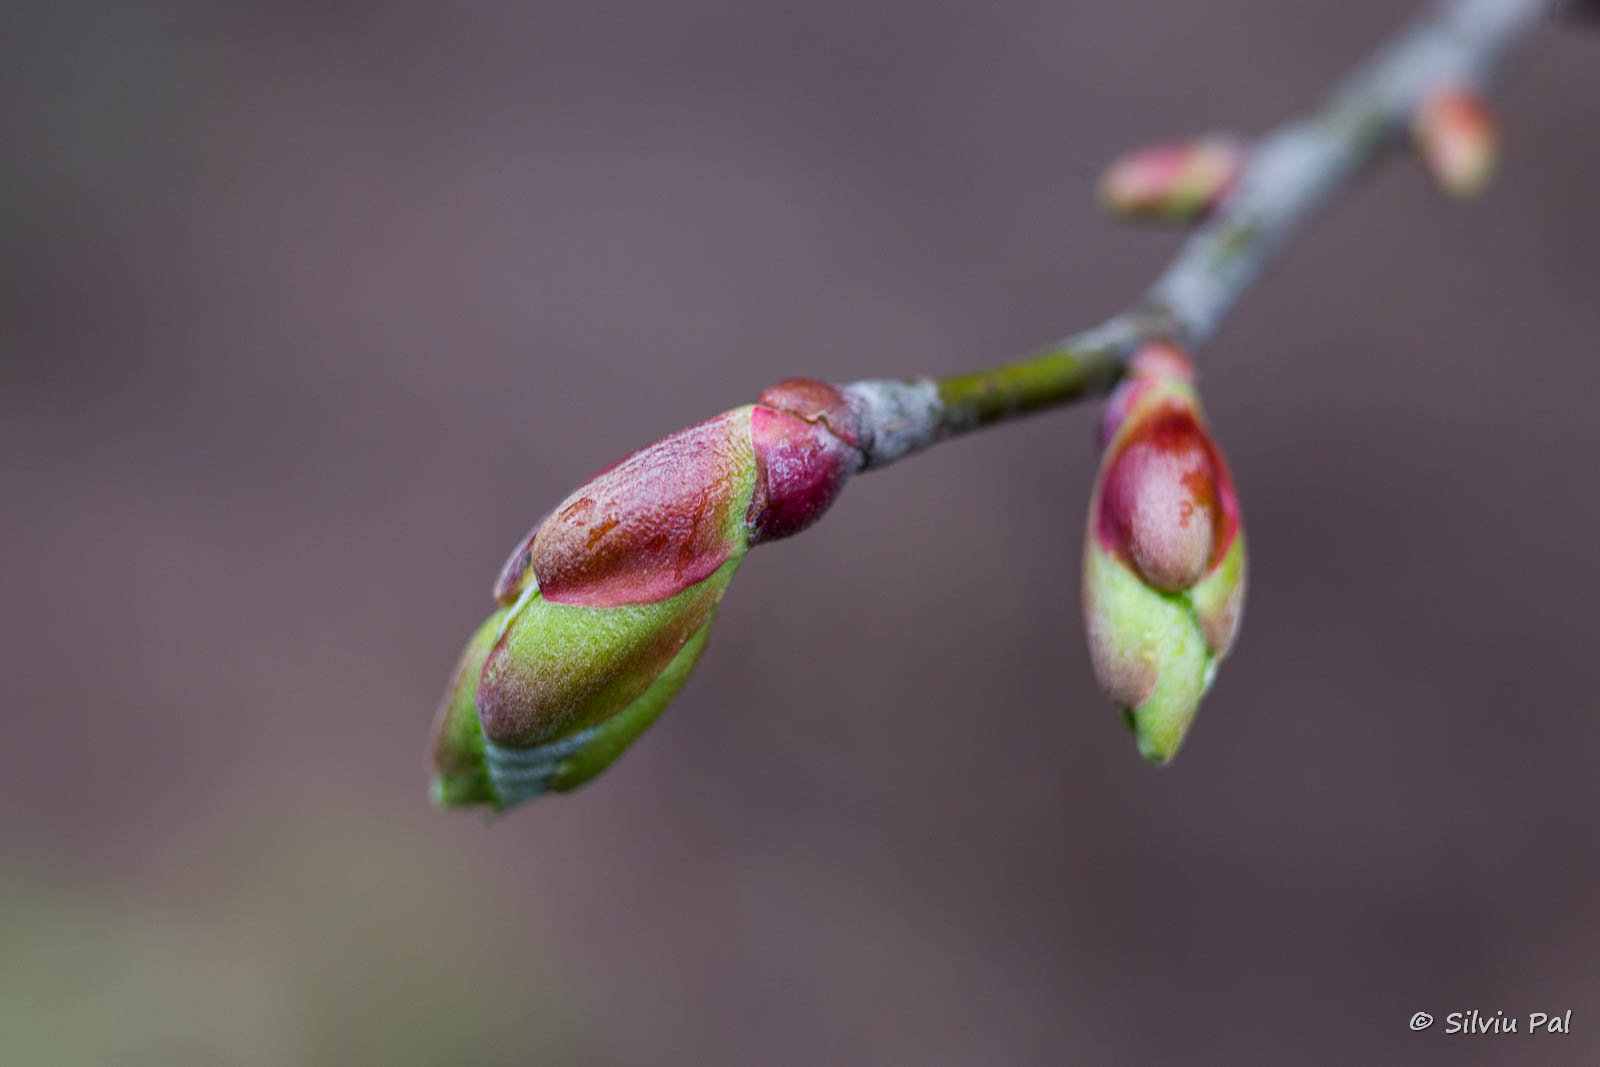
left=3, top=2, right=1597, bottom=1064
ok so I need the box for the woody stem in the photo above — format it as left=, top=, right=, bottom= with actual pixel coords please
left=841, top=0, right=1554, bottom=471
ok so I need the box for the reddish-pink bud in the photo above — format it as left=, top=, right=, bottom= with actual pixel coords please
left=442, top=378, right=867, bottom=805
left=1083, top=344, right=1246, bottom=762
left=1098, top=136, right=1243, bottom=223
left=494, top=409, right=758, bottom=609
left=755, top=378, right=862, bottom=449
left=1414, top=86, right=1497, bottom=199
left=1093, top=345, right=1239, bottom=593
left=492, top=378, right=864, bottom=610
left=1097, top=409, right=1227, bottom=591
left=747, top=379, right=863, bottom=543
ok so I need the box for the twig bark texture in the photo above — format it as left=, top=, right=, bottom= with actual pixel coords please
left=841, top=0, right=1555, bottom=470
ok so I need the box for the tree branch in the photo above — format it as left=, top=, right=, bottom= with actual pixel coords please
left=840, top=0, right=1554, bottom=471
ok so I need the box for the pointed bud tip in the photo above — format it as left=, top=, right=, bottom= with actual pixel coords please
left=431, top=771, right=498, bottom=809
left=1124, top=709, right=1177, bottom=765
left=492, top=532, right=538, bottom=605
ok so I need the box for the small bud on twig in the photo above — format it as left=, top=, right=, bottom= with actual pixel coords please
left=429, top=0, right=1553, bottom=814
left=428, top=381, right=864, bottom=810
left=1414, top=86, right=1498, bottom=199
left=1083, top=345, right=1245, bottom=763
left=1097, top=136, right=1244, bottom=224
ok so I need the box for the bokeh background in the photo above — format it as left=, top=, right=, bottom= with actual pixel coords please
left=4, top=2, right=1597, bottom=1064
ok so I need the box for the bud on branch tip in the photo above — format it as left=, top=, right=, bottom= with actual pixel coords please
left=1083, top=344, right=1246, bottom=763
left=428, top=380, right=864, bottom=811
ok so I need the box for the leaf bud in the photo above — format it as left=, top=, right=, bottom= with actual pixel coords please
left=1083, top=344, right=1246, bottom=762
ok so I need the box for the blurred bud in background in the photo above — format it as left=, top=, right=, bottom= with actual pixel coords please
left=1414, top=86, right=1497, bottom=199
left=1097, top=135, right=1243, bottom=223
left=1083, top=344, right=1245, bottom=763
left=429, top=381, right=864, bottom=810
